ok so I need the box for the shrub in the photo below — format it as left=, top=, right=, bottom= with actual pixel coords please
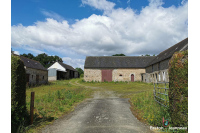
left=168, top=50, right=188, bottom=127
left=11, top=55, right=29, bottom=132
left=80, top=73, right=84, bottom=78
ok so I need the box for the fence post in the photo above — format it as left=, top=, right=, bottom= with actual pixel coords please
left=30, top=92, right=35, bottom=125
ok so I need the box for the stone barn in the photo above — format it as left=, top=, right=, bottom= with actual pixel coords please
left=20, top=56, right=48, bottom=86
left=48, top=61, right=78, bottom=81
left=84, top=56, right=155, bottom=82
left=143, top=38, right=188, bottom=83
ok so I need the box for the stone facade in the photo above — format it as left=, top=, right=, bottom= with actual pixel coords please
left=144, top=58, right=171, bottom=83
left=112, top=68, right=145, bottom=82
left=84, top=68, right=145, bottom=82
left=84, top=69, right=102, bottom=82
left=25, top=67, right=48, bottom=86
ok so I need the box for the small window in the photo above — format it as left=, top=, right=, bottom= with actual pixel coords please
left=32, top=75, right=33, bottom=79
left=43, top=76, right=44, bottom=80
left=119, top=74, right=122, bottom=76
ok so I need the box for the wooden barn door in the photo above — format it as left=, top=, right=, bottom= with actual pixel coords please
left=131, top=74, right=134, bottom=82
left=102, top=70, right=112, bottom=82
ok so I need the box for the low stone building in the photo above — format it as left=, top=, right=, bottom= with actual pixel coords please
left=20, top=56, right=48, bottom=86
left=143, top=38, right=188, bottom=83
left=84, top=56, right=155, bottom=82
left=48, top=62, right=78, bottom=81
left=84, top=38, right=188, bottom=83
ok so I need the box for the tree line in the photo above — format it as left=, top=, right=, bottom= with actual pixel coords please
left=20, top=52, right=84, bottom=75
left=21, top=53, right=63, bottom=68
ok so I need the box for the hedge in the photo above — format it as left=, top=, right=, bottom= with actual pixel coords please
left=11, top=55, right=28, bottom=132
left=168, top=50, right=188, bottom=127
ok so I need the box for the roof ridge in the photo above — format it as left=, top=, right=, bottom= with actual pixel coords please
left=20, top=55, right=42, bottom=64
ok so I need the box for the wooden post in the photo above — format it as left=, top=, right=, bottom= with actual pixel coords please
left=30, top=92, right=35, bottom=125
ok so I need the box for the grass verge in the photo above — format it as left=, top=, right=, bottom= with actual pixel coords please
left=24, top=79, right=93, bottom=133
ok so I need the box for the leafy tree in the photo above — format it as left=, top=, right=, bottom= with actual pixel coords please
left=76, top=68, right=84, bottom=77
left=11, top=55, right=29, bottom=133
left=21, top=53, right=35, bottom=59
left=20, top=53, right=63, bottom=68
left=112, top=54, right=126, bottom=56
left=141, top=54, right=155, bottom=56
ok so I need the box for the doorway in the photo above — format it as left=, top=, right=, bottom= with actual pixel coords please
left=131, top=74, right=134, bottom=82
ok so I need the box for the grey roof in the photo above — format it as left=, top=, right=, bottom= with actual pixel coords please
left=84, top=56, right=155, bottom=69
left=58, top=62, right=78, bottom=72
left=20, top=56, right=47, bottom=71
left=147, top=38, right=188, bottom=66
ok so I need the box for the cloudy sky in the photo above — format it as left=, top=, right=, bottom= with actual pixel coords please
left=11, top=0, right=188, bottom=69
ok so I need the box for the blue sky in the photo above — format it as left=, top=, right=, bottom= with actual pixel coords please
left=11, top=0, right=188, bottom=69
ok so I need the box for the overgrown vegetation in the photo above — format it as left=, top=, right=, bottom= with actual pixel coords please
left=168, top=50, right=188, bottom=127
left=129, top=91, right=170, bottom=127
left=25, top=80, right=92, bottom=132
left=11, top=55, right=29, bottom=133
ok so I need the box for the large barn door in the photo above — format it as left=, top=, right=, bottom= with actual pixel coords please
left=102, top=70, right=112, bottom=82
left=131, top=74, right=134, bottom=82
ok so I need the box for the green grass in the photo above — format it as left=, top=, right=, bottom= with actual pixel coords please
left=24, top=79, right=184, bottom=133
left=73, top=79, right=178, bottom=132
left=25, top=79, right=93, bottom=133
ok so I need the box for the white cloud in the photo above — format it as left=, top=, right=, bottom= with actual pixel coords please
left=62, top=57, right=85, bottom=70
left=11, top=0, right=188, bottom=58
left=81, top=0, right=115, bottom=11
left=14, top=51, right=20, bottom=55
left=41, top=10, right=64, bottom=21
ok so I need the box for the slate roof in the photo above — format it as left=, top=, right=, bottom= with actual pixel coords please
left=20, top=56, right=47, bottom=71
left=58, top=62, right=78, bottom=72
left=84, top=56, right=156, bottom=69
left=147, top=38, right=188, bottom=66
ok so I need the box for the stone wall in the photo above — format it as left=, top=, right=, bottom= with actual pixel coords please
left=143, top=69, right=169, bottom=83
left=112, top=68, right=145, bottom=81
left=84, top=68, right=145, bottom=82
left=26, top=67, right=48, bottom=85
left=144, top=58, right=171, bottom=83
left=84, top=69, right=102, bottom=82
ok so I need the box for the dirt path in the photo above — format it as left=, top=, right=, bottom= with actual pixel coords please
left=40, top=82, right=153, bottom=133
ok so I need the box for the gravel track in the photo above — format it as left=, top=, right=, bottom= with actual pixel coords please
left=40, top=82, right=153, bottom=133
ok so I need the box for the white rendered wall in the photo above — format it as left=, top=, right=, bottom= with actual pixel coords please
left=48, top=62, right=66, bottom=72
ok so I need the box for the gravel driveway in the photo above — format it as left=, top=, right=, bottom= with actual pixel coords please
left=40, top=90, right=153, bottom=133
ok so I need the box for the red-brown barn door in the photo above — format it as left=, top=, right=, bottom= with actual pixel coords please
left=131, top=74, right=134, bottom=82
left=102, top=70, right=112, bottom=82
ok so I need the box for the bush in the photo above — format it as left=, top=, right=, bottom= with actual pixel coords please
left=168, top=50, right=188, bottom=127
left=11, top=55, right=28, bottom=132
left=80, top=73, right=84, bottom=78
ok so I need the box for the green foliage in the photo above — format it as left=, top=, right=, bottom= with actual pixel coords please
left=168, top=50, right=188, bottom=127
left=76, top=68, right=84, bottom=77
left=112, top=53, right=126, bottom=56
left=80, top=73, right=84, bottom=78
left=11, top=55, right=29, bottom=133
left=20, top=53, right=63, bottom=68
left=130, top=91, right=170, bottom=127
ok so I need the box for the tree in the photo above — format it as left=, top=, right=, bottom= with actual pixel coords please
left=11, top=55, right=28, bottom=132
left=20, top=53, right=63, bottom=68
left=112, top=54, right=126, bottom=56
left=141, top=54, right=155, bottom=56
left=21, top=53, right=35, bottom=59
left=75, top=68, right=84, bottom=77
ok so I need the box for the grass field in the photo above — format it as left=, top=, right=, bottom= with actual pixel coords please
left=24, top=80, right=93, bottom=133
left=24, top=78, right=173, bottom=133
